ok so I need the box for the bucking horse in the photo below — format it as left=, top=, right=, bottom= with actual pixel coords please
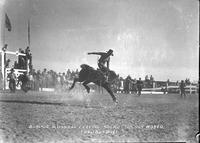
left=69, top=64, right=118, bottom=103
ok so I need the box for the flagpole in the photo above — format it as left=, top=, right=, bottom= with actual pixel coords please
left=27, top=19, right=32, bottom=73
left=2, top=13, right=6, bottom=90
left=28, top=19, right=30, bottom=47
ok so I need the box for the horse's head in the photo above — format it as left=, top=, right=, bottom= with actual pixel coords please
left=80, top=64, right=94, bottom=70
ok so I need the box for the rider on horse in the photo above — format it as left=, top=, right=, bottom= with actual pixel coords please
left=88, top=49, right=113, bottom=80
left=69, top=49, right=118, bottom=103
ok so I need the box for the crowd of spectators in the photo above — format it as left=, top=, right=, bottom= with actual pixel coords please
left=110, top=74, right=155, bottom=94
left=2, top=64, right=195, bottom=94
left=27, top=68, right=79, bottom=91
left=26, top=70, right=156, bottom=93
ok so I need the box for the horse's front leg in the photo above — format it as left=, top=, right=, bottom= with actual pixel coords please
left=83, top=81, right=91, bottom=93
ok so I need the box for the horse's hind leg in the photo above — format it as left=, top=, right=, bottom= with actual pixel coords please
left=83, top=81, right=91, bottom=93
left=69, top=78, right=79, bottom=90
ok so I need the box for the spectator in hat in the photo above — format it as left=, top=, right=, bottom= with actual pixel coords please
left=137, top=78, right=143, bottom=96
left=179, top=80, right=186, bottom=98
left=7, top=68, right=16, bottom=93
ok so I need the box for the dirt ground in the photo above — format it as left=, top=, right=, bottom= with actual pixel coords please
left=0, top=88, right=199, bottom=143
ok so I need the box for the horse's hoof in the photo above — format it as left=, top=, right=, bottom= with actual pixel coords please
left=114, top=100, right=118, bottom=104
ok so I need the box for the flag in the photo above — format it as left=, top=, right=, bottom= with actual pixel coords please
left=5, top=13, right=12, bottom=31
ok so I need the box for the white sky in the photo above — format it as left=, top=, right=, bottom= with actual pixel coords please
left=1, top=0, right=199, bottom=81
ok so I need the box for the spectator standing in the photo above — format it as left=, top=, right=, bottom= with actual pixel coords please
left=137, top=78, right=143, bottom=96
left=150, top=75, right=154, bottom=88
left=5, top=59, right=10, bottom=68
left=52, top=71, right=57, bottom=87
left=7, top=68, right=16, bottom=93
left=185, top=78, right=191, bottom=85
left=56, top=73, right=62, bottom=92
left=66, top=69, right=71, bottom=80
left=124, top=75, right=132, bottom=94
left=132, top=78, right=137, bottom=94
left=36, top=70, right=42, bottom=91
left=176, top=81, right=179, bottom=86
left=18, top=48, right=24, bottom=69
left=145, top=75, right=149, bottom=81
left=31, top=69, right=37, bottom=90
left=60, top=73, right=65, bottom=91
left=25, top=46, right=32, bottom=71
left=150, top=75, right=154, bottom=81
left=29, top=73, right=34, bottom=90
left=179, top=80, right=186, bottom=98
left=42, top=68, right=47, bottom=88
left=14, top=61, right=18, bottom=69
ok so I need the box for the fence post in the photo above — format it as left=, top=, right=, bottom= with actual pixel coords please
left=1, top=50, right=5, bottom=90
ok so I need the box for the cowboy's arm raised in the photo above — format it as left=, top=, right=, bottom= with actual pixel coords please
left=106, top=58, right=110, bottom=69
left=87, top=52, right=105, bottom=56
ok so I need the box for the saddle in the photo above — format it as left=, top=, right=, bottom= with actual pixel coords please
left=97, top=68, right=109, bottom=81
